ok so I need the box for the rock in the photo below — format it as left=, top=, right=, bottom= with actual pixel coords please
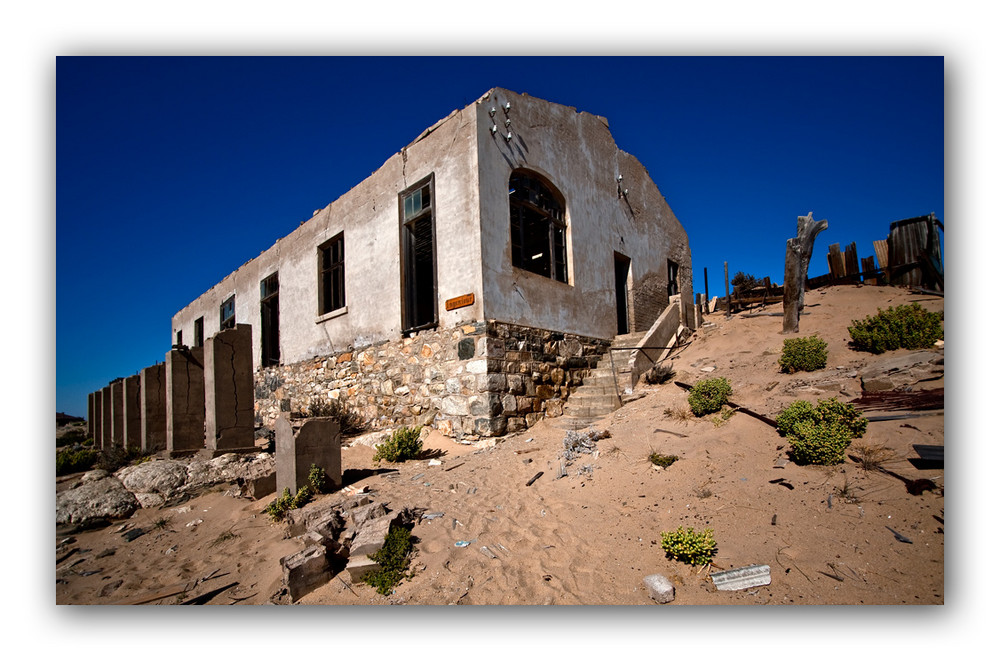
left=643, top=574, right=676, bottom=604
left=56, top=477, right=139, bottom=526
left=281, top=545, right=332, bottom=602
left=858, top=350, right=944, bottom=392
left=116, top=460, right=189, bottom=500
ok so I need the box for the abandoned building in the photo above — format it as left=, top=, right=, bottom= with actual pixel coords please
left=90, top=88, right=696, bottom=452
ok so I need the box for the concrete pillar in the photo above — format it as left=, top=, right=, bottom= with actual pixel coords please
left=140, top=363, right=167, bottom=454
left=87, top=393, right=95, bottom=439
left=93, top=390, right=103, bottom=450
left=165, top=346, right=206, bottom=456
left=122, top=375, right=142, bottom=453
left=275, top=415, right=342, bottom=497
left=110, top=380, right=125, bottom=449
left=101, top=385, right=113, bottom=451
left=204, top=324, right=256, bottom=455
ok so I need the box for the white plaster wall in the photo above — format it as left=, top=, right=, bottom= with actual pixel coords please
left=476, top=89, right=692, bottom=340
left=172, top=100, right=484, bottom=370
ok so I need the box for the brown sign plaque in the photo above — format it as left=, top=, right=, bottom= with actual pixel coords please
left=445, top=293, right=475, bottom=311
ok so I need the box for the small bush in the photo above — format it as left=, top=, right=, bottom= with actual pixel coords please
left=847, top=303, right=944, bottom=354
left=307, top=397, right=367, bottom=436
left=776, top=398, right=868, bottom=465
left=265, top=464, right=324, bottom=521
left=372, top=426, right=423, bottom=465
left=649, top=452, right=679, bottom=467
left=779, top=336, right=828, bottom=373
left=687, top=377, right=732, bottom=417
left=646, top=362, right=676, bottom=385
left=730, top=271, right=763, bottom=297
left=851, top=442, right=896, bottom=472
left=56, top=446, right=99, bottom=476
left=660, top=527, right=718, bottom=566
left=363, top=525, right=415, bottom=595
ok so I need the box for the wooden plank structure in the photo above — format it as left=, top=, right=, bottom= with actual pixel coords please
left=887, top=213, right=944, bottom=290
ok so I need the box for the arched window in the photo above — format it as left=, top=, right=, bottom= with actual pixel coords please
left=509, top=170, right=568, bottom=283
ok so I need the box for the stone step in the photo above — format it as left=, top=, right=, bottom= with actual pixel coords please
left=568, top=392, right=619, bottom=408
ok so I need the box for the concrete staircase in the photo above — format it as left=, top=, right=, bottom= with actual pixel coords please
left=555, top=332, right=646, bottom=430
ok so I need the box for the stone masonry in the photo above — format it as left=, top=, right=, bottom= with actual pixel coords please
left=254, top=320, right=608, bottom=440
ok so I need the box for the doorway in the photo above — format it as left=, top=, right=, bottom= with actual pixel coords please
left=614, top=252, right=631, bottom=335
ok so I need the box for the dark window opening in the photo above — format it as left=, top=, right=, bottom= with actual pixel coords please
left=261, top=273, right=280, bottom=367
left=401, top=178, right=437, bottom=333
left=510, top=170, right=567, bottom=283
left=667, top=260, right=680, bottom=297
left=318, top=234, right=345, bottom=315
left=193, top=317, right=204, bottom=348
left=220, top=295, right=235, bottom=330
left=175, top=330, right=183, bottom=346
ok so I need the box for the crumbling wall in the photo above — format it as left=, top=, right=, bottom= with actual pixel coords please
left=253, top=320, right=608, bottom=440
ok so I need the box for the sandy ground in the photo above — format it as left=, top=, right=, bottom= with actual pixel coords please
left=55, top=285, right=944, bottom=606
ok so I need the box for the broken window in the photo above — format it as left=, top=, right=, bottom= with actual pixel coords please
left=318, top=234, right=345, bottom=315
left=510, top=170, right=567, bottom=283
left=220, top=295, right=235, bottom=330
left=193, top=317, right=204, bottom=348
left=400, top=177, right=437, bottom=333
left=260, top=272, right=280, bottom=367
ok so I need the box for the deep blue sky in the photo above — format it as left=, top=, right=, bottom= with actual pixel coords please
left=56, top=56, right=943, bottom=417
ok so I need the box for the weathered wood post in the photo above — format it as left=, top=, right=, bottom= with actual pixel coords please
left=724, top=262, right=731, bottom=318
left=703, top=267, right=709, bottom=316
left=782, top=212, right=828, bottom=333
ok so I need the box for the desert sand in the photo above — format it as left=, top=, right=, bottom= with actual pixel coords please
left=55, top=285, right=944, bottom=606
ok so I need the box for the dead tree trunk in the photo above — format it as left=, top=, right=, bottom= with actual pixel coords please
left=782, top=212, right=828, bottom=333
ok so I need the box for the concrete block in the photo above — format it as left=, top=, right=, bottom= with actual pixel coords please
left=643, top=574, right=676, bottom=604
left=281, top=545, right=331, bottom=602
left=110, top=380, right=125, bottom=449
left=286, top=501, right=344, bottom=538
left=165, top=347, right=205, bottom=456
left=122, top=375, right=142, bottom=453
left=204, top=324, right=256, bottom=453
left=101, top=385, right=113, bottom=450
left=350, top=511, right=402, bottom=558
left=346, top=555, right=380, bottom=584
left=346, top=501, right=386, bottom=527
left=140, top=363, right=167, bottom=454
left=275, top=415, right=342, bottom=497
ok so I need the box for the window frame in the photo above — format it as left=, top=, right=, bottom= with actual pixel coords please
left=399, top=175, right=438, bottom=335
left=509, top=169, right=568, bottom=284
left=317, top=233, right=346, bottom=317
left=220, top=295, right=236, bottom=330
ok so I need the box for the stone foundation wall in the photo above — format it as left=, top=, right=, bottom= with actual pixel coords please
left=253, top=321, right=609, bottom=440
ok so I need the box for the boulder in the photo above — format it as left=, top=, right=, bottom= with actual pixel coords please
left=56, top=477, right=139, bottom=526
left=116, top=460, right=188, bottom=499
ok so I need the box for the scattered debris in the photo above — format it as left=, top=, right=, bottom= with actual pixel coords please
left=444, top=462, right=465, bottom=472
left=769, top=478, right=794, bottom=490
left=710, top=564, right=772, bottom=591
left=479, top=546, right=498, bottom=559
left=526, top=471, right=544, bottom=487
left=455, top=540, right=475, bottom=548
left=421, top=512, right=444, bottom=520
left=428, top=459, right=442, bottom=466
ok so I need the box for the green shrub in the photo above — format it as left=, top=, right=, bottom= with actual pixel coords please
left=687, top=377, right=732, bottom=417
left=847, top=303, right=944, bottom=354
left=363, top=525, right=415, bottom=595
left=778, top=336, right=828, bottom=373
left=265, top=464, right=324, bottom=521
left=776, top=398, right=868, bottom=465
left=660, top=527, right=718, bottom=566
left=56, top=447, right=99, bottom=476
left=372, top=426, right=423, bottom=465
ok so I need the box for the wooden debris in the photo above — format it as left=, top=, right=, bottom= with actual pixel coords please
left=913, top=444, right=944, bottom=463
left=444, top=462, right=465, bottom=472
left=525, top=471, right=544, bottom=487
left=886, top=526, right=913, bottom=544
left=850, top=388, right=944, bottom=412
